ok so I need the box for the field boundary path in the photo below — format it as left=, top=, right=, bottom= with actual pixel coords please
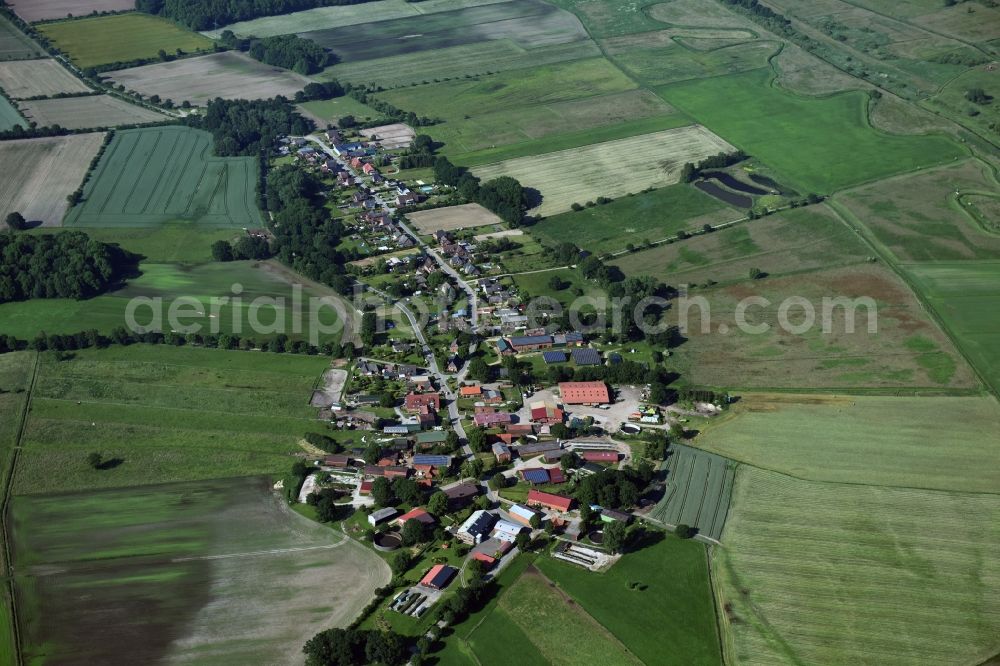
left=0, top=351, right=38, bottom=666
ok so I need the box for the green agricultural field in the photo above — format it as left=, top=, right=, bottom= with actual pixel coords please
left=0, top=93, right=24, bottom=131
left=536, top=533, right=722, bottom=664
left=531, top=183, right=737, bottom=255
left=301, top=0, right=589, bottom=63
left=649, top=445, right=735, bottom=540
left=11, top=345, right=334, bottom=494
left=657, top=68, right=966, bottom=194
left=0, top=260, right=344, bottom=343
left=694, top=393, right=1000, bottom=493
left=836, top=159, right=1000, bottom=263
left=37, top=13, right=213, bottom=69
left=376, top=58, right=685, bottom=155
left=604, top=35, right=778, bottom=86
left=661, top=261, right=975, bottom=390
left=715, top=465, right=1000, bottom=666
left=64, top=126, right=262, bottom=228
left=12, top=477, right=388, bottom=664
left=0, top=14, right=43, bottom=60
left=298, top=97, right=380, bottom=126
left=63, top=223, right=242, bottom=263
left=496, top=567, right=641, bottom=664
left=319, top=39, right=602, bottom=88
left=545, top=0, right=670, bottom=37
left=610, top=205, right=866, bottom=285
left=908, top=262, right=1000, bottom=396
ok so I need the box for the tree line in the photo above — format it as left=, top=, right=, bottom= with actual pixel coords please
left=137, top=0, right=376, bottom=31
left=429, top=155, right=528, bottom=226
left=219, top=31, right=336, bottom=75
left=0, top=232, right=139, bottom=303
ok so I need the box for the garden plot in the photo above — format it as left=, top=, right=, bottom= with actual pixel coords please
left=0, top=58, right=90, bottom=98
left=360, top=123, right=414, bottom=149
left=0, top=133, right=104, bottom=226
left=406, top=203, right=504, bottom=233
left=19, top=94, right=166, bottom=129
left=472, top=125, right=734, bottom=216
left=108, top=51, right=310, bottom=107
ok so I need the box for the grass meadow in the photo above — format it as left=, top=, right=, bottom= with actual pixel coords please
left=496, top=567, right=642, bottom=664
left=298, top=96, right=380, bottom=125
left=473, top=125, right=734, bottom=216
left=536, top=533, right=722, bottom=665
left=0, top=260, right=343, bottom=342
left=531, top=183, right=737, bottom=254
left=11, top=345, right=333, bottom=494
left=64, top=126, right=262, bottom=228
left=11, top=477, right=388, bottom=664
left=715, top=466, right=1000, bottom=666
left=67, top=222, right=242, bottom=263
left=0, top=93, right=24, bottom=130
left=694, top=393, right=1000, bottom=493
left=605, top=36, right=778, bottom=87
left=37, top=13, right=213, bottom=68
left=657, top=68, right=965, bottom=194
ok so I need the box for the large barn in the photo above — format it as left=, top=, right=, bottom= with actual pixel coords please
left=558, top=381, right=611, bottom=405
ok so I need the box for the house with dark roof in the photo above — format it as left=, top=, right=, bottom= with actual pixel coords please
left=395, top=507, right=436, bottom=527
left=457, top=509, right=496, bottom=544
left=443, top=482, right=480, bottom=508
left=492, top=442, right=511, bottom=463
left=508, top=335, right=553, bottom=352
left=521, top=468, right=550, bottom=485
left=420, top=564, right=456, bottom=590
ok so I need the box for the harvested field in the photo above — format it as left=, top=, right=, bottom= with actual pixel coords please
left=0, top=133, right=104, bottom=226
left=64, top=125, right=262, bottom=227
left=109, top=51, right=311, bottom=107
left=299, top=0, right=590, bottom=63
left=318, top=39, right=601, bottom=88
left=407, top=203, right=504, bottom=233
left=203, top=0, right=512, bottom=38
left=658, top=68, right=965, bottom=194
left=0, top=58, right=90, bottom=98
left=696, top=393, right=1000, bottom=492
left=37, top=13, right=214, bottom=69
left=663, top=262, right=976, bottom=390
left=19, top=94, right=166, bottom=129
left=7, top=0, right=134, bottom=23
left=12, top=477, right=389, bottom=665
left=650, top=444, right=734, bottom=540
left=715, top=466, right=1000, bottom=666
left=472, top=125, right=734, bottom=216
left=474, top=228, right=523, bottom=241
left=0, top=14, right=44, bottom=60
left=360, top=123, right=414, bottom=150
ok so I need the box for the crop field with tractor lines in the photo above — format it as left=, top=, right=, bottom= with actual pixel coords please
left=18, top=94, right=166, bottom=130
left=0, top=58, right=90, bottom=98
left=64, top=126, right=262, bottom=228
left=649, top=444, right=735, bottom=541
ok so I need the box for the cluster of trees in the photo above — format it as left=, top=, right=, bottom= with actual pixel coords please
left=718, top=0, right=792, bottom=33
left=304, top=432, right=344, bottom=453
left=302, top=627, right=408, bottom=666
left=307, top=487, right=352, bottom=522
left=679, top=150, right=749, bottom=183
left=430, top=156, right=528, bottom=225
left=296, top=81, right=347, bottom=103
left=138, top=0, right=371, bottom=30
left=369, top=475, right=426, bottom=508
left=210, top=236, right=271, bottom=262
left=575, top=462, right=655, bottom=510
left=218, top=31, right=337, bottom=75
left=264, top=165, right=355, bottom=295
left=965, top=87, right=992, bottom=104
left=191, top=98, right=313, bottom=156
left=0, top=232, right=139, bottom=303
left=397, top=134, right=436, bottom=169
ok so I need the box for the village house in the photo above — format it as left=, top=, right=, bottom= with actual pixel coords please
left=527, top=489, right=575, bottom=513
left=507, top=504, right=540, bottom=527
left=457, top=509, right=496, bottom=545
left=492, top=441, right=511, bottom=463
left=419, top=564, right=456, bottom=590
left=395, top=507, right=436, bottom=528
left=396, top=191, right=419, bottom=207
left=368, top=507, right=398, bottom=526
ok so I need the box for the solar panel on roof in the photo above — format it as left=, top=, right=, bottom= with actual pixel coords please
left=413, top=454, right=450, bottom=466
left=572, top=348, right=601, bottom=365
left=523, top=469, right=549, bottom=484
left=542, top=351, right=567, bottom=363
